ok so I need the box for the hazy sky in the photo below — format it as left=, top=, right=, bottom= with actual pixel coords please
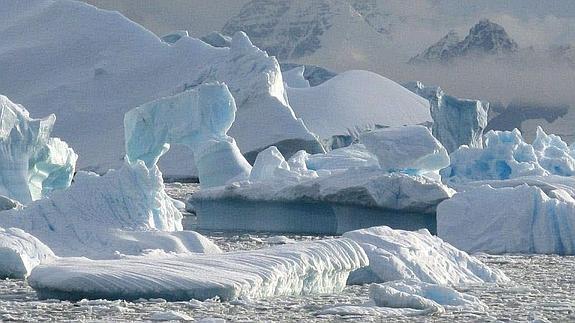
left=83, top=0, right=575, bottom=107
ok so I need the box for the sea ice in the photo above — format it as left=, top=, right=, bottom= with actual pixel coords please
left=0, top=227, right=55, bottom=279
left=28, top=239, right=368, bottom=301
left=343, top=226, right=509, bottom=285
left=0, top=95, right=77, bottom=204
left=406, top=81, right=489, bottom=153
left=437, top=184, right=575, bottom=254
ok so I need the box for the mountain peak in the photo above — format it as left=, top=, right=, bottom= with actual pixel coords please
left=411, top=19, right=518, bottom=64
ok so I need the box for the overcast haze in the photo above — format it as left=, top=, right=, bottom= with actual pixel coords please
left=83, top=0, right=575, bottom=107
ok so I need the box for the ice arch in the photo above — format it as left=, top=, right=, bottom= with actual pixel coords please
left=124, top=83, right=252, bottom=188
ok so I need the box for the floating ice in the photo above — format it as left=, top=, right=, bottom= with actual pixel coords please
left=0, top=161, right=221, bottom=259
left=28, top=239, right=368, bottom=301
left=369, top=280, right=487, bottom=313
left=344, top=226, right=509, bottom=285
left=360, top=125, right=450, bottom=178
left=286, top=70, right=432, bottom=139
left=437, top=184, right=575, bottom=255
left=125, top=83, right=252, bottom=188
left=406, top=81, right=489, bottom=153
left=532, top=126, right=575, bottom=177
left=442, top=128, right=575, bottom=185
left=282, top=66, right=310, bottom=88
left=303, top=144, right=379, bottom=171
left=0, top=227, right=55, bottom=279
left=0, top=2, right=320, bottom=177
left=0, top=95, right=77, bottom=204
left=200, top=31, right=232, bottom=48
left=442, top=129, right=547, bottom=184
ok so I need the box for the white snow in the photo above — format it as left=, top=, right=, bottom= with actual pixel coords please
left=282, top=66, right=310, bottom=88
left=0, top=162, right=221, bottom=259
left=0, top=95, right=77, bottom=204
left=149, top=310, right=193, bottom=321
left=437, top=184, right=575, bottom=255
left=360, top=125, right=450, bottom=177
left=287, top=70, right=432, bottom=139
left=343, top=226, right=509, bottom=285
left=28, top=238, right=368, bottom=301
left=0, top=227, right=55, bottom=279
left=0, top=1, right=320, bottom=177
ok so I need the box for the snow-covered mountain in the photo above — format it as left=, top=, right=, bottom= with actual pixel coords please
left=411, top=19, right=519, bottom=64
left=221, top=0, right=395, bottom=62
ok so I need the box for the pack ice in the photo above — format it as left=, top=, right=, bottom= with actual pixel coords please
left=0, top=96, right=77, bottom=204
left=0, top=0, right=321, bottom=177
left=28, top=239, right=368, bottom=302
left=192, top=126, right=453, bottom=233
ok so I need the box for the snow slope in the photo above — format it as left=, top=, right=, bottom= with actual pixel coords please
left=287, top=70, right=431, bottom=138
left=28, top=239, right=368, bottom=301
left=0, top=0, right=319, bottom=177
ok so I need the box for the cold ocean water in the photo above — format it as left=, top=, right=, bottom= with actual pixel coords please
left=0, top=183, right=573, bottom=322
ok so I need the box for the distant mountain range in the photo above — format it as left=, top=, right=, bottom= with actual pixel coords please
left=410, top=19, right=519, bottom=64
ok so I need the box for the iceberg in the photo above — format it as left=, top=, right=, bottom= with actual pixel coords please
left=405, top=81, right=489, bottom=153
left=0, top=2, right=321, bottom=177
left=442, top=129, right=547, bottom=184
left=0, top=227, right=55, bottom=279
left=0, top=95, right=77, bottom=204
left=437, top=184, right=575, bottom=254
left=125, top=83, right=252, bottom=188
left=286, top=70, right=432, bottom=140
left=28, top=238, right=368, bottom=301
left=369, top=280, right=487, bottom=313
left=360, top=125, right=450, bottom=177
left=200, top=31, right=232, bottom=48
left=282, top=66, right=310, bottom=88
left=343, top=226, right=509, bottom=285
left=442, top=128, right=575, bottom=185
left=0, top=162, right=221, bottom=259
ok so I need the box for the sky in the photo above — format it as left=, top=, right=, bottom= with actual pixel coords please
left=83, top=0, right=575, bottom=107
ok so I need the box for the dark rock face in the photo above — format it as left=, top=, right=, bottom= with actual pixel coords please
left=411, top=19, right=519, bottom=64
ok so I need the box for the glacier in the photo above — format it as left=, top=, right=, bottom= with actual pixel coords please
left=0, top=1, right=321, bottom=177
left=343, top=226, right=509, bottom=285
left=125, top=83, right=252, bottom=188
left=437, top=184, right=575, bottom=255
left=0, top=95, right=77, bottom=204
left=0, top=227, right=55, bottom=279
left=406, top=81, right=489, bottom=153
left=28, top=239, right=368, bottom=301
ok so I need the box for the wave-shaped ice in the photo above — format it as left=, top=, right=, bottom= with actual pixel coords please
left=0, top=227, right=55, bottom=279
left=28, top=238, right=368, bottom=301
left=0, top=95, right=77, bottom=204
left=438, top=184, right=575, bottom=254
left=344, top=226, right=509, bottom=285
left=125, top=83, right=252, bottom=188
